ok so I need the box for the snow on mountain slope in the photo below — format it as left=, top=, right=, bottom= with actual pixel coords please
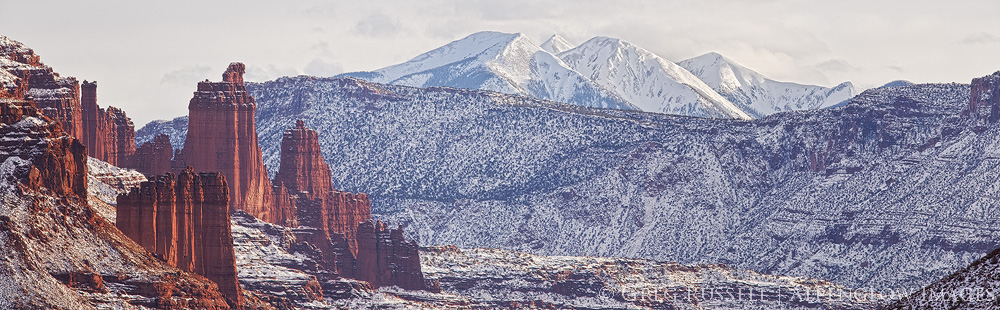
left=422, top=246, right=893, bottom=309
left=540, top=34, right=574, bottom=54
left=888, top=247, right=1000, bottom=309
left=86, top=157, right=146, bottom=223
left=139, top=73, right=1000, bottom=295
left=559, top=37, right=751, bottom=119
left=678, top=52, right=858, bottom=118
left=135, top=115, right=187, bottom=150
left=340, top=31, right=636, bottom=110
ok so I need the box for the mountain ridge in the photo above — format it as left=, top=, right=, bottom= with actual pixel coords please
left=678, top=51, right=858, bottom=118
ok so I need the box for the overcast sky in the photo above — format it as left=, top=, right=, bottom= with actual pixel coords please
left=2, top=0, right=999, bottom=127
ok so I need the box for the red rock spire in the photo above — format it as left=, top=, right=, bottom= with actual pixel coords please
left=177, top=62, right=281, bottom=223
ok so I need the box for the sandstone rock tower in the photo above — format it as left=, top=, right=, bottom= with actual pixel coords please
left=274, top=120, right=424, bottom=289
left=80, top=80, right=136, bottom=165
left=117, top=169, right=245, bottom=307
left=177, top=63, right=279, bottom=222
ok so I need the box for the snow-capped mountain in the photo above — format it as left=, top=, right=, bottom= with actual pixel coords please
left=540, top=34, right=574, bottom=54
left=340, top=31, right=636, bottom=110
left=558, top=37, right=751, bottom=119
left=678, top=52, right=858, bottom=118
left=340, top=31, right=856, bottom=120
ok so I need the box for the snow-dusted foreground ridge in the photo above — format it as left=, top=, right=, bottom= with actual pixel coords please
left=140, top=72, right=1000, bottom=294
left=230, top=212, right=893, bottom=309
left=421, top=246, right=892, bottom=309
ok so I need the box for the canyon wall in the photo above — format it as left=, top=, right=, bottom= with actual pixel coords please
left=968, top=71, right=1000, bottom=123
left=116, top=169, right=244, bottom=307
left=2, top=36, right=139, bottom=170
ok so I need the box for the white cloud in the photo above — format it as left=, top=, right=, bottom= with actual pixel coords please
left=160, top=65, right=212, bottom=87
left=355, top=13, right=402, bottom=37
left=963, top=32, right=1000, bottom=45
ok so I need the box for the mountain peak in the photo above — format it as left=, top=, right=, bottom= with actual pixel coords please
left=540, top=34, right=574, bottom=54
left=678, top=52, right=860, bottom=117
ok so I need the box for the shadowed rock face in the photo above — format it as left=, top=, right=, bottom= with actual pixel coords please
left=276, top=120, right=370, bottom=250
left=116, top=168, right=244, bottom=308
left=130, top=133, right=174, bottom=176
left=355, top=220, right=426, bottom=290
left=80, top=80, right=137, bottom=166
left=176, top=63, right=279, bottom=223
left=273, top=120, right=425, bottom=290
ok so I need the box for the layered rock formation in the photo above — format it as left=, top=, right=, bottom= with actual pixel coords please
left=116, top=168, right=245, bottom=307
left=0, top=37, right=232, bottom=309
left=273, top=120, right=422, bottom=289
left=2, top=36, right=142, bottom=172
left=1, top=35, right=83, bottom=138
left=176, top=63, right=281, bottom=223
left=276, top=120, right=370, bottom=251
left=356, top=220, right=426, bottom=290
left=0, top=84, right=86, bottom=198
left=80, top=80, right=137, bottom=165
left=130, top=133, right=175, bottom=176
left=968, top=70, right=1000, bottom=123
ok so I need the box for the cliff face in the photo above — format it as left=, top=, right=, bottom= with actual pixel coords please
left=80, top=80, right=137, bottom=166
left=2, top=36, right=139, bottom=172
left=116, top=168, right=245, bottom=308
left=276, top=120, right=332, bottom=200
left=0, top=91, right=86, bottom=198
left=968, top=71, right=1000, bottom=123
left=275, top=120, right=369, bottom=249
left=355, top=220, right=426, bottom=290
left=273, top=120, right=422, bottom=289
left=1, top=35, right=82, bottom=139
left=0, top=37, right=230, bottom=309
left=177, top=63, right=278, bottom=223
left=130, top=134, right=174, bottom=176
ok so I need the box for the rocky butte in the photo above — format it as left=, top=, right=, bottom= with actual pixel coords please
left=172, top=63, right=291, bottom=225
left=126, top=64, right=428, bottom=297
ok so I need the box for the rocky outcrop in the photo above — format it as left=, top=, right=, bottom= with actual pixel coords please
left=176, top=63, right=278, bottom=223
left=1, top=35, right=83, bottom=139
left=80, top=80, right=137, bottom=166
left=2, top=37, right=139, bottom=172
left=264, top=120, right=425, bottom=290
left=275, top=120, right=370, bottom=251
left=968, top=70, right=1000, bottom=123
left=130, top=134, right=175, bottom=176
left=276, top=120, right=332, bottom=200
left=0, top=96, right=87, bottom=198
left=355, top=220, right=426, bottom=290
left=116, top=169, right=245, bottom=308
